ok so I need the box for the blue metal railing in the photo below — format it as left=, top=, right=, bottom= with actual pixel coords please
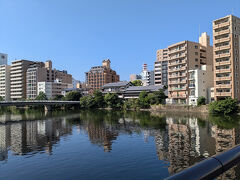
left=165, top=145, right=240, bottom=180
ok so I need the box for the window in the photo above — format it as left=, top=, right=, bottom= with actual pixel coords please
left=195, top=52, right=198, bottom=55
left=195, top=65, right=198, bottom=68
left=195, top=58, right=198, bottom=62
left=236, top=65, right=238, bottom=69
left=194, top=45, right=198, bottom=49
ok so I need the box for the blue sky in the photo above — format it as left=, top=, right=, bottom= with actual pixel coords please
left=1, top=0, right=240, bottom=81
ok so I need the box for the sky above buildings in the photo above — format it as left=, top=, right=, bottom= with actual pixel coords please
left=1, top=0, right=240, bottom=81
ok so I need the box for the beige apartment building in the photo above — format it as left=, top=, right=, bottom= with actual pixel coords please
left=0, top=65, right=11, bottom=101
left=167, top=33, right=213, bottom=104
left=10, top=60, right=35, bottom=100
left=154, top=48, right=169, bottom=86
left=213, top=15, right=240, bottom=100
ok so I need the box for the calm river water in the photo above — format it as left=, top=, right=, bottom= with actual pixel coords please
left=0, top=109, right=240, bottom=180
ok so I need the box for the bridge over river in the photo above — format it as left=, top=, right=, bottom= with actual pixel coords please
left=0, top=101, right=80, bottom=111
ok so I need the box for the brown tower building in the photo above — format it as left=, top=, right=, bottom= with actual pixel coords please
left=213, top=15, right=240, bottom=100
left=85, top=59, right=120, bottom=91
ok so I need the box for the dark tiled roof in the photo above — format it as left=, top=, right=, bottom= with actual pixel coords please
left=125, top=85, right=168, bottom=96
left=103, top=81, right=130, bottom=88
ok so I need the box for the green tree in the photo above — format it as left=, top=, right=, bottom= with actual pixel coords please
left=197, top=96, right=206, bottom=106
left=0, top=96, right=4, bottom=101
left=65, top=91, right=82, bottom=101
left=104, top=93, right=121, bottom=108
left=93, top=90, right=105, bottom=108
left=209, top=98, right=239, bottom=115
left=153, top=89, right=166, bottom=104
left=80, top=95, right=96, bottom=108
left=139, top=91, right=149, bottom=108
left=35, top=92, right=48, bottom=100
left=53, top=94, right=64, bottom=101
left=132, top=80, right=143, bottom=86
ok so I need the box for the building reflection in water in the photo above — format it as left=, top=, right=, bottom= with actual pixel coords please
left=1, top=111, right=240, bottom=179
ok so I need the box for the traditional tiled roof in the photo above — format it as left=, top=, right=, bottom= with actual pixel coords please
left=102, top=81, right=130, bottom=88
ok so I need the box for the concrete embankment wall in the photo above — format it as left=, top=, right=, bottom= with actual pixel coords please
left=150, top=104, right=209, bottom=113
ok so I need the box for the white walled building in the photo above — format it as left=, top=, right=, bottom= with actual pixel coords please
left=0, top=65, right=11, bottom=101
left=188, top=65, right=214, bottom=105
left=38, top=82, right=52, bottom=99
left=0, top=53, right=8, bottom=66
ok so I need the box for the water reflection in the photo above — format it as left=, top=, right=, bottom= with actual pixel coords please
left=0, top=110, right=240, bottom=179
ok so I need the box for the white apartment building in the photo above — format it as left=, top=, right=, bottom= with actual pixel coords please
left=0, top=53, right=8, bottom=66
left=10, top=60, right=35, bottom=100
left=188, top=65, right=214, bottom=105
left=38, top=82, right=52, bottom=99
left=38, top=79, right=68, bottom=99
left=0, top=65, right=11, bottom=101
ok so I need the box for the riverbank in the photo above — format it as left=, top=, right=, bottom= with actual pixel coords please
left=150, top=104, right=209, bottom=113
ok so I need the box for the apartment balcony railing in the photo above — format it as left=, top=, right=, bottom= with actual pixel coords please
left=215, top=60, right=231, bottom=66
left=168, top=60, right=187, bottom=67
left=189, top=84, right=195, bottom=88
left=169, top=53, right=186, bottom=60
left=214, top=44, right=231, bottom=51
left=214, top=52, right=231, bottom=59
left=169, top=66, right=187, bottom=73
left=215, top=92, right=232, bottom=96
left=169, top=87, right=187, bottom=91
left=215, top=68, right=231, bottom=73
left=215, top=84, right=232, bottom=89
left=169, top=80, right=187, bottom=85
left=214, top=29, right=230, bottom=36
left=170, top=94, right=187, bottom=98
left=168, top=47, right=186, bottom=54
left=213, top=21, right=230, bottom=29
left=215, top=76, right=231, bottom=81
left=214, top=37, right=230, bottom=44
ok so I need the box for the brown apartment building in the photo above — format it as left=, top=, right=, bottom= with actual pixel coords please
left=213, top=15, right=240, bottom=100
left=165, top=33, right=213, bottom=104
left=85, top=59, right=120, bottom=91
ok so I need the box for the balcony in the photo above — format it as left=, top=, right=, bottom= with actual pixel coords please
left=170, top=94, right=187, bottom=98
left=213, top=21, right=230, bottom=29
left=215, top=76, right=231, bottom=81
left=169, top=87, right=187, bottom=91
left=214, top=37, right=230, bottom=44
left=214, top=52, right=231, bottom=59
left=168, top=60, right=187, bottom=67
left=214, top=29, right=230, bottom=36
left=169, top=66, right=187, bottom=73
left=214, top=45, right=231, bottom=51
left=168, top=47, right=186, bottom=54
left=215, top=60, right=231, bottom=66
left=189, top=84, right=195, bottom=88
left=215, top=84, right=232, bottom=89
left=215, top=68, right=231, bottom=73
left=215, top=92, right=232, bottom=97
left=169, top=53, right=186, bottom=60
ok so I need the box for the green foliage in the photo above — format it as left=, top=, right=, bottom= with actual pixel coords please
left=35, top=92, right=48, bottom=100
left=79, top=95, right=96, bottom=108
left=104, top=93, right=122, bottom=109
left=153, top=89, right=166, bottom=105
left=139, top=91, right=150, bottom=108
left=0, top=96, right=4, bottom=101
left=131, top=80, right=143, bottom=86
left=209, top=98, right=239, bottom=115
left=209, top=115, right=240, bottom=129
left=65, top=91, right=82, bottom=101
left=93, top=90, right=105, bottom=108
left=123, top=99, right=140, bottom=110
left=53, top=94, right=64, bottom=101
left=197, top=96, right=206, bottom=106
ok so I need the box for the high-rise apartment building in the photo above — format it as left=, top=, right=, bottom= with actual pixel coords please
left=154, top=48, right=169, bottom=86
left=0, top=65, right=11, bottom=101
left=166, top=32, right=213, bottom=104
left=213, top=15, right=240, bottom=100
left=85, top=59, right=120, bottom=91
left=0, top=53, right=8, bottom=66
left=10, top=60, right=35, bottom=100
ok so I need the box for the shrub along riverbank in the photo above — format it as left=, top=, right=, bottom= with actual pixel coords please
left=79, top=90, right=167, bottom=110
